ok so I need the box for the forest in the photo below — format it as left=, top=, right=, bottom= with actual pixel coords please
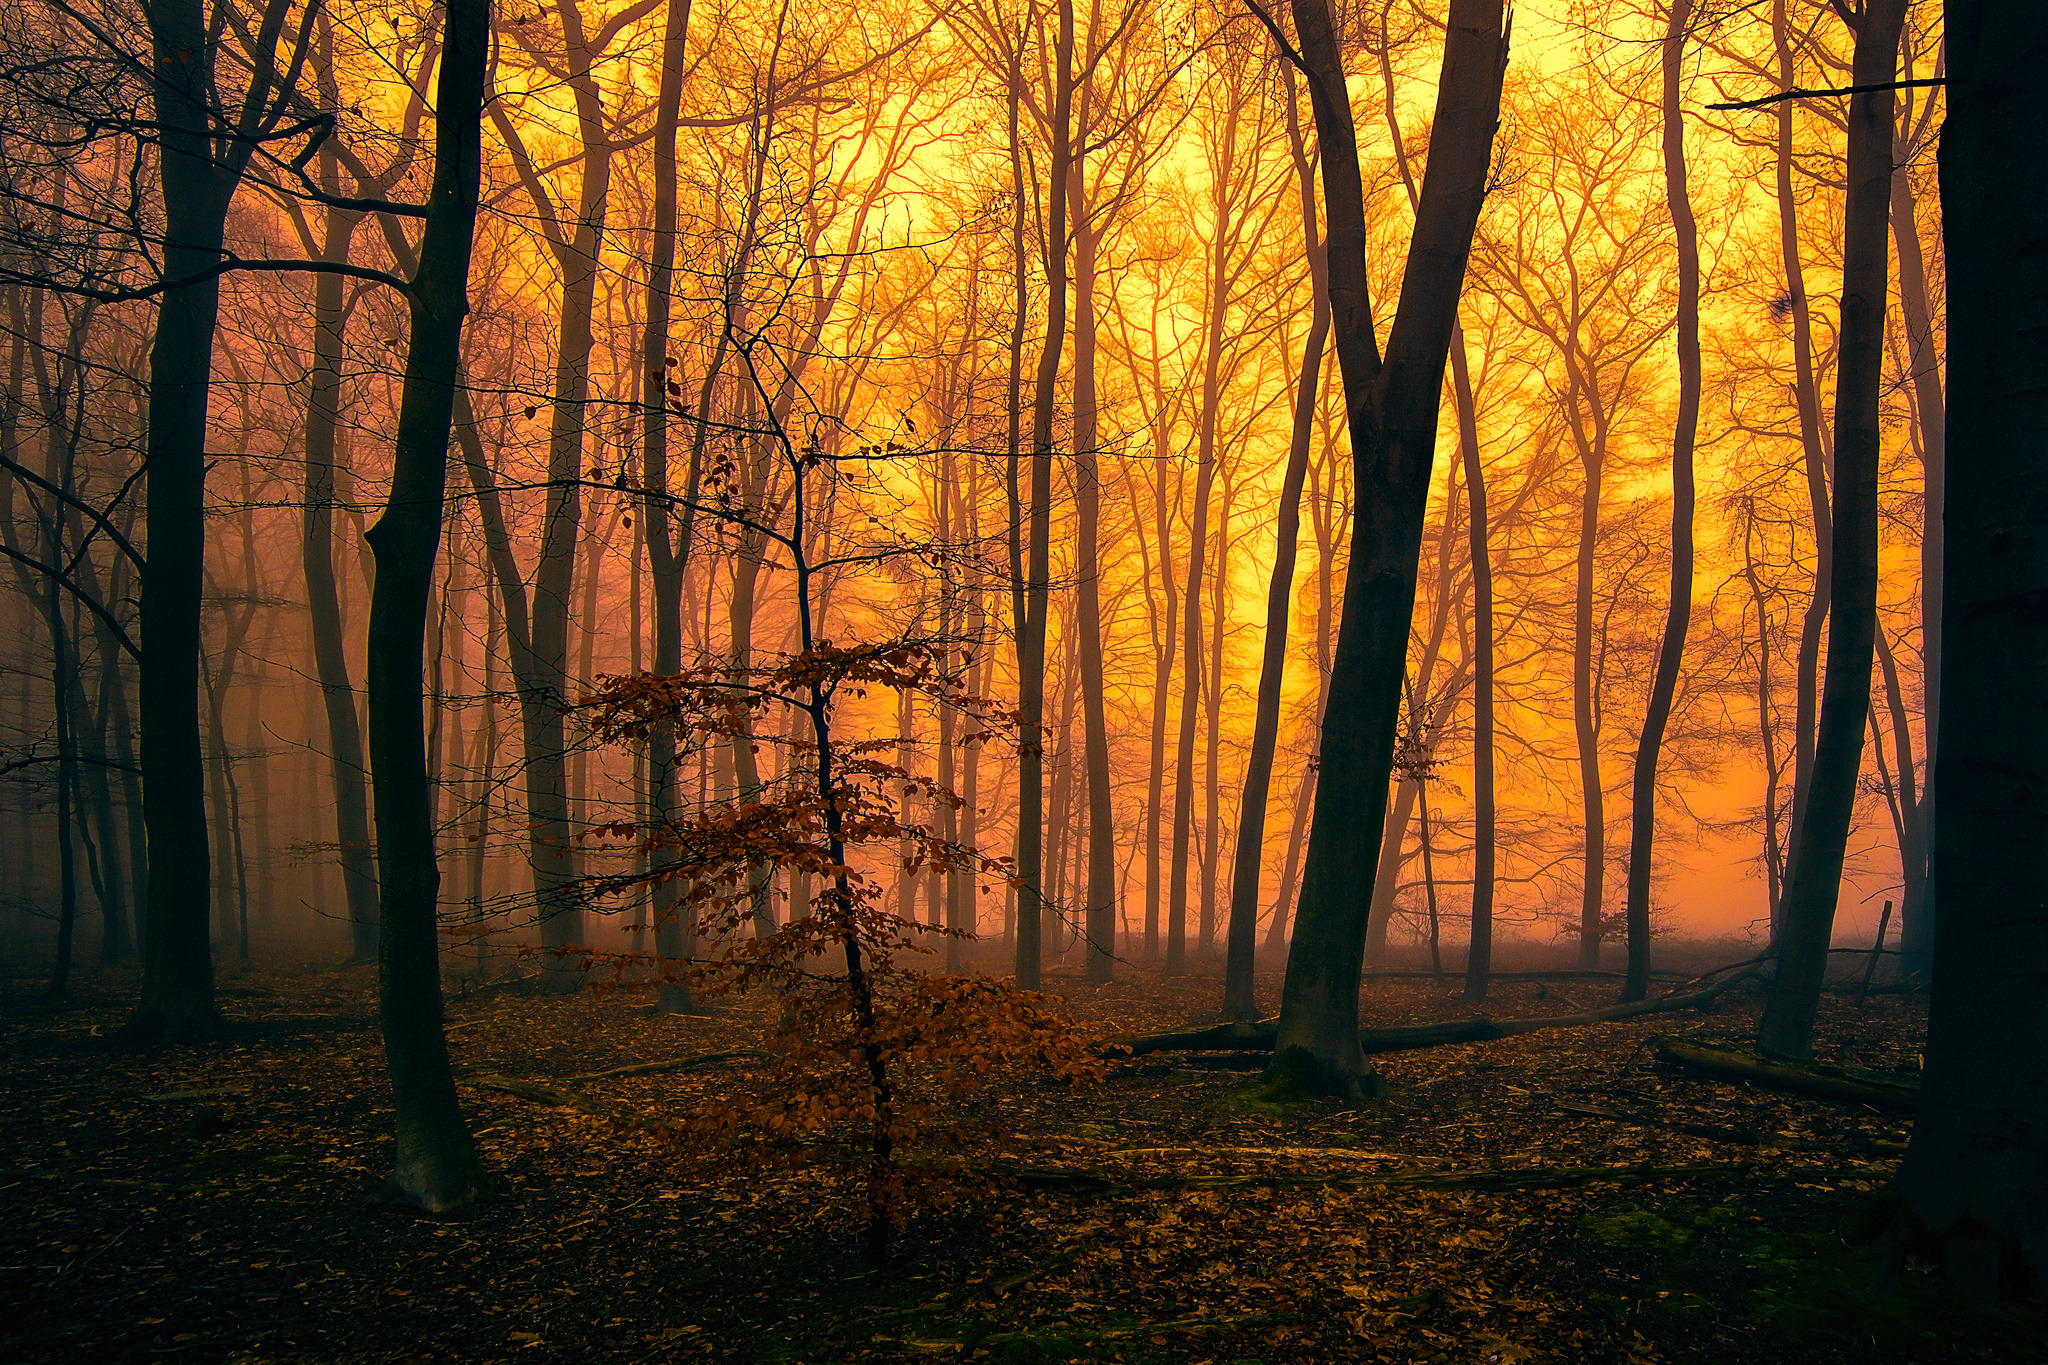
left=1, top=0, right=2044, bottom=1360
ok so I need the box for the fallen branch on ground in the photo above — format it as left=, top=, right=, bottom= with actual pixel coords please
left=566, top=1049, right=765, bottom=1082
left=1651, top=1038, right=1919, bottom=1111
left=1553, top=1098, right=1907, bottom=1154
left=1001, top=1160, right=1771, bottom=1197
left=1117, top=965, right=1762, bottom=1059
left=1106, top=1145, right=1405, bottom=1162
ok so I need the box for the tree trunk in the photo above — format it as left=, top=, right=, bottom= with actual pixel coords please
left=1620, top=0, right=1702, bottom=1003
left=1771, top=0, right=1836, bottom=945
left=302, top=179, right=381, bottom=963
left=1168, top=78, right=1240, bottom=976
left=1888, top=107, right=1944, bottom=983
left=1756, top=0, right=1906, bottom=1060
left=1070, top=152, right=1116, bottom=984
left=1015, top=0, right=1073, bottom=992
left=1225, top=63, right=1327, bottom=1019
left=126, top=0, right=246, bottom=1044
left=1892, top=1, right=2048, bottom=1296
left=1267, top=0, right=1507, bottom=1100
left=364, top=0, right=490, bottom=1211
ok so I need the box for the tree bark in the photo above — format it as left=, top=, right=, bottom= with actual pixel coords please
left=1224, top=62, right=1326, bottom=1020
left=1891, top=0, right=2048, bottom=1300
left=1756, top=0, right=1906, bottom=1060
left=1267, top=0, right=1507, bottom=1099
left=1070, top=154, right=1116, bottom=983
left=1620, top=0, right=1702, bottom=1003
left=127, top=0, right=294, bottom=1044
left=1014, top=0, right=1073, bottom=992
left=364, top=0, right=490, bottom=1211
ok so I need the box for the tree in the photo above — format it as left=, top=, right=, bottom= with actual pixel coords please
left=363, top=0, right=491, bottom=1212
left=1886, top=0, right=2047, bottom=1300
left=1223, top=56, right=1327, bottom=1020
left=1619, top=0, right=1703, bottom=1003
left=1756, top=0, right=1908, bottom=1060
left=1261, top=0, right=1508, bottom=1099
left=128, top=0, right=318, bottom=1044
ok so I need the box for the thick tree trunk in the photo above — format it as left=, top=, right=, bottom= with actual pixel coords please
left=1620, top=0, right=1702, bottom=1003
left=1892, top=2, right=2048, bottom=1298
left=1267, top=0, right=1507, bottom=1099
left=126, top=0, right=240, bottom=1045
left=364, top=0, right=489, bottom=1212
left=1224, top=66, right=1327, bottom=1019
left=1756, top=0, right=1906, bottom=1060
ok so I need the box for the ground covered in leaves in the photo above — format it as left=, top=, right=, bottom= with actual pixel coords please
left=2, top=950, right=2041, bottom=1364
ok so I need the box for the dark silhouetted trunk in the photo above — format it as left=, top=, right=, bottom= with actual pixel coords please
left=1015, top=0, right=1073, bottom=992
left=1267, top=0, right=1507, bottom=1100
left=1892, top=2, right=2048, bottom=1297
left=1757, top=0, right=1905, bottom=1060
left=1620, top=0, right=1701, bottom=1003
left=1070, top=150, right=1116, bottom=984
left=128, top=0, right=296, bottom=1044
left=1224, top=63, right=1326, bottom=1019
left=364, top=0, right=490, bottom=1211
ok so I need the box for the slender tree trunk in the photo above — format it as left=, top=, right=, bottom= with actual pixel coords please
left=1772, top=0, right=1836, bottom=944
left=1620, top=0, right=1702, bottom=1003
left=1757, top=0, right=1906, bottom=1060
left=1893, top=4, right=2048, bottom=1295
left=364, top=0, right=490, bottom=1210
left=1015, top=0, right=1074, bottom=992
left=1224, top=64, right=1327, bottom=1019
left=303, top=186, right=381, bottom=962
left=1070, top=160, right=1117, bottom=983
left=1267, top=0, right=1507, bottom=1099
left=1168, top=82, right=1240, bottom=975
left=1889, top=115, right=1943, bottom=982
left=1455, top=335, right=1492, bottom=1002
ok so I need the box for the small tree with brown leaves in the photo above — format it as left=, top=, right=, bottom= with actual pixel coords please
left=567, top=417, right=1102, bottom=1264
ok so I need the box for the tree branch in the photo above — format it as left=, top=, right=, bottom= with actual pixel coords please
left=1707, top=76, right=1944, bottom=112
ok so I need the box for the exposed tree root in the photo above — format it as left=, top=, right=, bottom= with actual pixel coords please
left=1115, top=965, right=1761, bottom=1060
left=1651, top=1037, right=1920, bottom=1110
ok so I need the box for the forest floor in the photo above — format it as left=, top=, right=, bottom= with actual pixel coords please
left=2, top=949, right=2042, bottom=1365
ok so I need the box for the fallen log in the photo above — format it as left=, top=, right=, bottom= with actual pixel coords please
left=1552, top=1097, right=1907, bottom=1154
left=1002, top=1159, right=1767, bottom=1197
left=1651, top=1038, right=1920, bottom=1111
left=1117, top=965, right=1761, bottom=1060
left=567, top=1049, right=765, bottom=1082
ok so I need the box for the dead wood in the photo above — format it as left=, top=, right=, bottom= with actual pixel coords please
left=1552, top=1097, right=1907, bottom=1154
left=566, top=1049, right=765, bottom=1082
left=1106, top=1145, right=1405, bottom=1162
left=1116, top=964, right=1761, bottom=1059
left=988, top=1247, right=1081, bottom=1297
left=1002, top=1160, right=1766, bottom=1197
left=1651, top=1037, right=1919, bottom=1111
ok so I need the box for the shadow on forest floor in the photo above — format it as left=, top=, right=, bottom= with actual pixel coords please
left=1, top=949, right=2041, bottom=1363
